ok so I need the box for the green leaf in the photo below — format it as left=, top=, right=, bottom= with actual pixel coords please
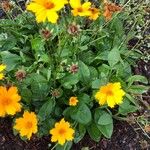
left=38, top=118, right=55, bottom=137
left=127, top=75, right=148, bottom=87
left=0, top=37, right=17, bottom=51
left=78, top=61, right=91, bottom=84
left=92, top=79, right=103, bottom=89
left=31, top=37, right=45, bottom=52
left=71, top=104, right=92, bottom=125
left=63, top=107, right=73, bottom=119
left=38, top=98, right=55, bottom=121
left=119, top=99, right=138, bottom=115
left=94, top=51, right=109, bottom=61
left=125, top=93, right=138, bottom=106
left=94, top=108, right=113, bottom=138
left=128, top=85, right=149, bottom=94
left=20, top=87, right=32, bottom=104
left=110, top=17, right=124, bottom=37
left=89, top=67, right=98, bottom=80
left=108, top=47, right=120, bottom=66
left=78, top=94, right=91, bottom=104
left=1, top=51, right=21, bottom=71
left=31, top=37, right=45, bottom=59
left=98, top=112, right=113, bottom=125
left=61, top=73, right=79, bottom=89
left=87, top=123, right=101, bottom=142
left=74, top=124, right=86, bottom=143
left=97, top=123, right=113, bottom=138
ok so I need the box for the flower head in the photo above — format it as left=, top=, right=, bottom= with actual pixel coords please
left=41, top=28, right=52, bottom=39
left=0, top=86, right=22, bottom=117
left=67, top=63, right=79, bottom=74
left=0, top=64, right=6, bottom=80
left=67, top=23, right=80, bottom=35
left=103, top=2, right=122, bottom=21
left=69, top=96, right=78, bottom=106
left=70, top=0, right=91, bottom=17
left=89, top=7, right=100, bottom=20
left=50, top=118, right=74, bottom=145
left=26, top=0, right=68, bottom=23
left=51, top=89, right=60, bottom=98
left=95, top=82, right=125, bottom=108
left=1, top=0, right=13, bottom=12
left=15, top=69, right=26, bottom=81
left=14, top=111, right=38, bottom=140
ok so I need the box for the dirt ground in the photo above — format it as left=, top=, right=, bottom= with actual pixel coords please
left=0, top=117, right=149, bottom=150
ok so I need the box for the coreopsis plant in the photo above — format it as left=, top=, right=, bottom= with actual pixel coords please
left=0, top=0, right=149, bottom=149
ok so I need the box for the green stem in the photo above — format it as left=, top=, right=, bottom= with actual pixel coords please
left=51, top=143, right=58, bottom=150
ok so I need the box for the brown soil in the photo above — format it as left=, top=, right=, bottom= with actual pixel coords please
left=0, top=117, right=150, bottom=150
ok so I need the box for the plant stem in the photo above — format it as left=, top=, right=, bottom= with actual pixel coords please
left=51, top=143, right=58, bottom=150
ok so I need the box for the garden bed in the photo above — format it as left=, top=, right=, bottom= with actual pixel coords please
left=0, top=0, right=150, bottom=149
left=0, top=117, right=149, bottom=150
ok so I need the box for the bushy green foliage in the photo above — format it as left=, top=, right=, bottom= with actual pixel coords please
left=0, top=0, right=149, bottom=149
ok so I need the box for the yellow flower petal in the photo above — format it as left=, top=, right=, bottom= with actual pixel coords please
left=0, top=73, right=4, bottom=80
left=82, top=2, right=91, bottom=9
left=47, top=11, right=59, bottom=23
left=70, top=0, right=81, bottom=8
left=0, top=64, right=6, bottom=72
left=36, top=9, right=47, bottom=23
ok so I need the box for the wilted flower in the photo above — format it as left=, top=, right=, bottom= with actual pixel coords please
left=50, top=118, right=75, bottom=145
left=14, top=111, right=38, bottom=140
left=69, top=96, right=78, bottom=106
left=67, top=63, right=79, bottom=74
left=103, top=2, right=122, bottom=21
left=0, top=64, right=6, bottom=80
left=15, top=69, right=26, bottom=81
left=0, top=86, right=22, bottom=117
left=26, top=0, right=68, bottom=23
left=95, top=82, right=125, bottom=108
left=51, top=89, right=60, bottom=98
left=1, top=0, right=13, bottom=12
left=67, top=23, right=80, bottom=35
left=70, top=0, right=91, bottom=17
left=41, top=29, right=52, bottom=39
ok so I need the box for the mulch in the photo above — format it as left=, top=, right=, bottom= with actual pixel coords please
left=0, top=117, right=149, bottom=150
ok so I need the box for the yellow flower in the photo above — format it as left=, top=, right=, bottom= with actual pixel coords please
left=69, top=96, right=78, bottom=106
left=70, top=0, right=91, bottom=17
left=50, top=118, right=74, bottom=145
left=0, top=64, right=6, bottom=80
left=95, top=82, right=125, bottom=108
left=26, top=0, right=68, bottom=23
left=0, top=86, right=22, bottom=117
left=14, top=111, right=38, bottom=140
left=89, top=8, right=100, bottom=20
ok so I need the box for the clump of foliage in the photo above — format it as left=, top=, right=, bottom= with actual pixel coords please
left=0, top=0, right=149, bottom=149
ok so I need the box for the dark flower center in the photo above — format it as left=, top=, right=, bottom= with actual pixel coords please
left=77, top=7, right=83, bottom=12
left=44, top=2, right=55, bottom=9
